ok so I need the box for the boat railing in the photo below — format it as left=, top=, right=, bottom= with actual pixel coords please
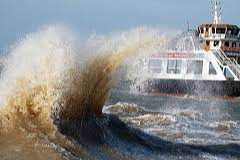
left=230, top=58, right=238, bottom=65
left=219, top=49, right=240, bottom=75
left=213, top=50, right=226, bottom=65
left=213, top=49, right=240, bottom=80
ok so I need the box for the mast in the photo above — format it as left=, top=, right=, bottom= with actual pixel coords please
left=212, top=0, right=222, bottom=24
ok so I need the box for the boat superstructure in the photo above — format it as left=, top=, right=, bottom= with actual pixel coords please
left=145, top=0, right=240, bottom=96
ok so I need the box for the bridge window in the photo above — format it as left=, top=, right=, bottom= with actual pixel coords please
left=236, top=29, right=240, bottom=36
left=225, top=41, right=229, bottom=47
left=227, top=29, right=232, bottom=35
left=167, top=60, right=182, bottom=74
left=212, top=28, right=216, bottom=34
left=148, top=59, right=162, bottom=73
left=187, top=60, right=203, bottom=75
left=214, top=41, right=219, bottom=47
left=209, top=62, right=217, bottom=75
left=232, top=42, right=237, bottom=48
left=216, top=28, right=226, bottom=34
left=230, top=29, right=240, bottom=36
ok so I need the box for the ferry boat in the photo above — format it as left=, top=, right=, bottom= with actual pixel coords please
left=143, top=0, right=240, bottom=97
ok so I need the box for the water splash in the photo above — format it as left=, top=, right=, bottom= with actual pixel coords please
left=0, top=25, right=240, bottom=160
left=0, top=25, right=167, bottom=136
left=0, top=25, right=76, bottom=135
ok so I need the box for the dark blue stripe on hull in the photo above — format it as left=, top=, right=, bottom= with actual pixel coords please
left=144, top=79, right=240, bottom=97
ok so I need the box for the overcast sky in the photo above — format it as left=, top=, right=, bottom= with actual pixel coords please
left=0, top=0, right=239, bottom=50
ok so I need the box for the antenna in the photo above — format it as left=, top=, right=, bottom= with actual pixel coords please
left=187, top=21, right=190, bottom=31
left=212, top=0, right=222, bottom=24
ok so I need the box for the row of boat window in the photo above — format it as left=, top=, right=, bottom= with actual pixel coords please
left=149, top=59, right=217, bottom=75
left=224, top=41, right=240, bottom=48
left=207, top=40, right=240, bottom=48
left=199, top=27, right=240, bottom=36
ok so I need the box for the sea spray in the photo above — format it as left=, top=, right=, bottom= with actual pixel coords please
left=0, top=25, right=76, bottom=135
left=0, top=25, right=239, bottom=160
left=58, top=43, right=150, bottom=120
left=0, top=25, right=169, bottom=159
left=0, top=25, right=168, bottom=136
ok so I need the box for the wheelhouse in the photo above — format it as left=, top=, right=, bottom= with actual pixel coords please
left=198, top=24, right=240, bottom=62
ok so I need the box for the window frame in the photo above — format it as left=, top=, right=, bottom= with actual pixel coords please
left=167, top=60, right=182, bottom=74
left=186, top=60, right=203, bottom=75
left=209, top=62, right=217, bottom=75
left=212, top=28, right=216, bottom=34
left=225, top=41, right=230, bottom=47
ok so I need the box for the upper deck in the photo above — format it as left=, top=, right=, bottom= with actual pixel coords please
left=197, top=24, right=240, bottom=56
left=198, top=24, right=240, bottom=40
left=195, top=0, right=240, bottom=57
